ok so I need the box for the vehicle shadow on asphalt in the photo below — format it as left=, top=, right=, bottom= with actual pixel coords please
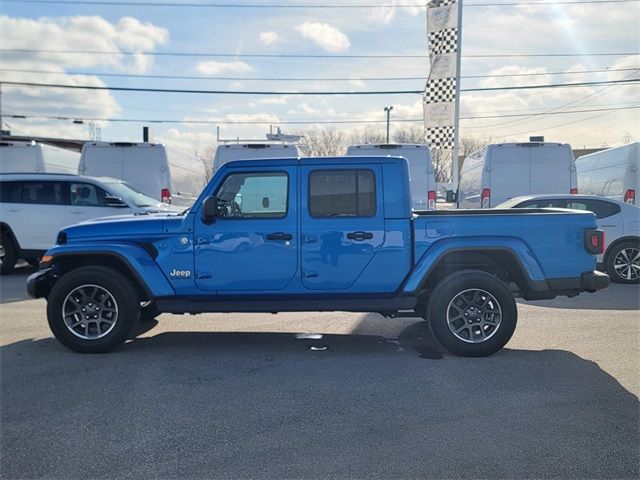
left=1, top=323, right=638, bottom=479
left=0, top=264, right=37, bottom=304
left=520, top=283, right=639, bottom=310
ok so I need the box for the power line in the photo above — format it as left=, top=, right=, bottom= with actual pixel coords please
left=0, top=67, right=636, bottom=82
left=1, top=48, right=637, bottom=59
left=0, top=0, right=634, bottom=6
left=1, top=78, right=637, bottom=95
left=6, top=105, right=638, bottom=125
left=467, top=69, right=639, bottom=129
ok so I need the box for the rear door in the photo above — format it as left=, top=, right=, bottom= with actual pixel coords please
left=121, top=147, right=166, bottom=201
left=10, top=180, right=69, bottom=250
left=300, top=165, right=384, bottom=290
left=530, top=145, right=573, bottom=195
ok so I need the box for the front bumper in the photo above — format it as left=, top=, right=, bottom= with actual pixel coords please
left=26, top=267, right=55, bottom=299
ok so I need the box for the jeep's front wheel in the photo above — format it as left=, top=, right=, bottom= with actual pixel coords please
left=47, top=266, right=140, bottom=353
left=427, top=270, right=517, bottom=357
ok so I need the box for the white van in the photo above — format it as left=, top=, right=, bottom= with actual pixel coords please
left=346, top=144, right=437, bottom=210
left=455, top=142, right=578, bottom=209
left=79, top=142, right=207, bottom=207
left=0, top=140, right=79, bottom=174
left=576, top=142, right=638, bottom=205
left=213, top=143, right=300, bottom=173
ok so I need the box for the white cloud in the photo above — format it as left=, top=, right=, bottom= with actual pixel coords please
left=295, top=22, right=350, bottom=52
left=249, top=96, right=290, bottom=107
left=370, top=1, right=424, bottom=24
left=0, top=15, right=168, bottom=74
left=195, top=61, right=254, bottom=75
left=0, top=14, right=169, bottom=137
left=259, top=31, right=279, bottom=46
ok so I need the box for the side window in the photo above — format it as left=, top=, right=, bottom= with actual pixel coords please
left=69, top=182, right=107, bottom=207
left=582, top=200, right=621, bottom=219
left=566, top=201, right=588, bottom=211
left=309, top=170, right=376, bottom=218
left=0, top=182, right=21, bottom=203
left=520, top=200, right=567, bottom=209
left=21, top=181, right=66, bottom=205
left=214, top=172, right=288, bottom=219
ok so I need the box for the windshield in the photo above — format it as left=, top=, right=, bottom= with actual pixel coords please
left=103, top=181, right=162, bottom=208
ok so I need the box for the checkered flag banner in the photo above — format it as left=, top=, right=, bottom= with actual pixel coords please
left=424, top=0, right=460, bottom=150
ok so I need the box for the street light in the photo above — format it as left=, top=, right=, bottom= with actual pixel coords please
left=384, top=106, right=393, bottom=143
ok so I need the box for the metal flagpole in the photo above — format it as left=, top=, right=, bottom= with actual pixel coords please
left=451, top=0, right=463, bottom=186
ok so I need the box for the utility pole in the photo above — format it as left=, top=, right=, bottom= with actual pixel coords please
left=451, top=0, right=464, bottom=186
left=384, top=105, right=393, bottom=143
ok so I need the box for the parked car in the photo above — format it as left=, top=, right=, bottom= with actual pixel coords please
left=346, top=144, right=437, bottom=210
left=213, top=143, right=300, bottom=173
left=27, top=156, right=608, bottom=356
left=453, top=142, right=578, bottom=208
left=576, top=142, right=638, bottom=205
left=0, top=173, right=181, bottom=274
left=497, top=194, right=640, bottom=283
left=0, top=140, right=79, bottom=174
left=79, top=142, right=207, bottom=207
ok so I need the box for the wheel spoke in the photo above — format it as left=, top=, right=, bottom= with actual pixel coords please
left=446, top=288, right=503, bottom=344
left=62, top=284, right=119, bottom=340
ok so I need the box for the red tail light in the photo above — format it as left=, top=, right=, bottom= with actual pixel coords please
left=161, top=188, right=171, bottom=204
left=481, top=188, right=491, bottom=208
left=570, top=188, right=578, bottom=194
left=584, top=229, right=605, bottom=255
left=428, top=190, right=436, bottom=210
left=624, top=189, right=635, bottom=205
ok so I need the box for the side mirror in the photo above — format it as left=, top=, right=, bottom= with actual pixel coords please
left=104, top=195, right=128, bottom=208
left=202, top=196, right=219, bottom=223
left=445, top=190, right=457, bottom=203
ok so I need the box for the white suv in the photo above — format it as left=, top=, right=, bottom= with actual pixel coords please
left=497, top=194, right=640, bottom=283
left=0, top=173, right=182, bottom=274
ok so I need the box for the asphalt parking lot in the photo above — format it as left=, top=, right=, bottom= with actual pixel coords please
left=1, top=266, right=639, bottom=479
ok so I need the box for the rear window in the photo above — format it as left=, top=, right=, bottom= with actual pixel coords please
left=309, top=170, right=376, bottom=217
left=0, top=182, right=21, bottom=203
left=567, top=199, right=621, bottom=219
left=20, top=181, right=66, bottom=205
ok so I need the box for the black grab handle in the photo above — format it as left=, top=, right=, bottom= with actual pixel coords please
left=346, top=231, right=373, bottom=241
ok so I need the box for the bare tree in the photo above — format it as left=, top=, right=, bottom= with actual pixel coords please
left=193, top=144, right=217, bottom=181
left=392, top=126, right=425, bottom=144
left=298, top=128, right=347, bottom=156
left=348, top=125, right=386, bottom=145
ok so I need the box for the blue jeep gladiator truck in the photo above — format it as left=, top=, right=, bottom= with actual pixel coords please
left=27, top=156, right=609, bottom=356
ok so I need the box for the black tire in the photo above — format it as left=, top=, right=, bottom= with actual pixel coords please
left=427, top=270, right=517, bottom=357
left=605, top=240, right=640, bottom=284
left=0, top=233, right=17, bottom=275
left=47, top=266, right=140, bottom=353
left=140, top=303, right=160, bottom=322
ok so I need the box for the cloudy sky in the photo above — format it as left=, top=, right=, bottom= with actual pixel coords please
left=0, top=0, right=638, bottom=155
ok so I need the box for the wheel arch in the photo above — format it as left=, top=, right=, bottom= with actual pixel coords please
left=0, top=222, right=21, bottom=252
left=603, top=235, right=640, bottom=266
left=51, top=253, right=152, bottom=301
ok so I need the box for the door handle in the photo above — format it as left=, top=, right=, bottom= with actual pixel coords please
left=266, top=232, right=293, bottom=241
left=346, top=231, right=373, bottom=241
left=69, top=210, right=86, bottom=215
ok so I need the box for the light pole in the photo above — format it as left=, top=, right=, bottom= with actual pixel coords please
left=384, top=106, right=393, bottom=143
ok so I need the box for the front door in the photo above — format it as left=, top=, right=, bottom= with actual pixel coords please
left=194, top=166, right=298, bottom=292
left=300, top=165, right=385, bottom=290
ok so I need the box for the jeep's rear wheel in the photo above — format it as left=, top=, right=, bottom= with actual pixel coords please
left=47, top=266, right=140, bottom=353
left=427, top=270, right=517, bottom=357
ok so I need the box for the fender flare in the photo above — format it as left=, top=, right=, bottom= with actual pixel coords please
left=402, top=237, right=548, bottom=294
left=46, top=242, right=175, bottom=298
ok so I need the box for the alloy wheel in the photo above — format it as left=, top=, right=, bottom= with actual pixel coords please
left=446, top=288, right=502, bottom=343
left=62, top=284, right=119, bottom=340
left=613, top=247, right=640, bottom=281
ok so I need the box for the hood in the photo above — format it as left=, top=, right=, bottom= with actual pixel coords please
left=61, top=212, right=185, bottom=242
